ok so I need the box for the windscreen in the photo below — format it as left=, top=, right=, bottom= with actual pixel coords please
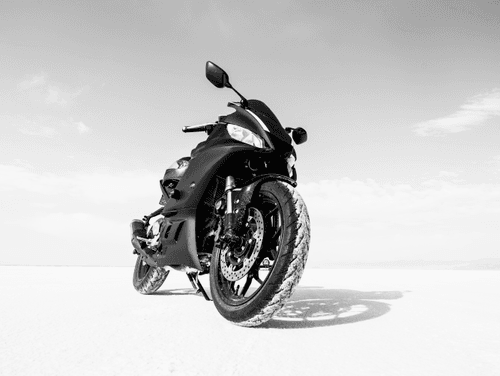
left=247, top=99, right=292, bottom=145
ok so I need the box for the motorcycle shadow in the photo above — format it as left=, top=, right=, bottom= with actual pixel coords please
left=260, top=287, right=405, bottom=329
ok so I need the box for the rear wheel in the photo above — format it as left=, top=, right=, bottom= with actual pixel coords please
left=209, top=180, right=310, bottom=326
left=133, top=256, right=169, bottom=294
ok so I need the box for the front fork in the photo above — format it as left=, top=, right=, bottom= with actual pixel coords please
left=219, top=173, right=297, bottom=242
left=223, top=176, right=238, bottom=242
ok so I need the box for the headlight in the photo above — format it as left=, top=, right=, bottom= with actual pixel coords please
left=286, top=153, right=296, bottom=177
left=167, top=158, right=189, bottom=170
left=226, top=124, right=265, bottom=148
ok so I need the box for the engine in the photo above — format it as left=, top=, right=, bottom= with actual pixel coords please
left=146, top=215, right=164, bottom=250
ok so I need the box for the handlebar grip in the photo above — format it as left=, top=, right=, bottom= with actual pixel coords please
left=182, top=125, right=206, bottom=133
left=182, top=123, right=217, bottom=133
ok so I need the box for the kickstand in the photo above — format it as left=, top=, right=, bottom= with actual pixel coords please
left=186, top=272, right=211, bottom=301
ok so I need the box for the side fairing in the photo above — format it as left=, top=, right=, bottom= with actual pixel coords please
left=157, top=142, right=256, bottom=270
left=163, top=142, right=255, bottom=212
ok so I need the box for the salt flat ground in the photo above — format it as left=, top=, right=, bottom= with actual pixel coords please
left=1, top=267, right=499, bottom=376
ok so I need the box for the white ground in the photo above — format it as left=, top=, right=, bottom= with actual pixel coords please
left=1, top=267, right=499, bottom=376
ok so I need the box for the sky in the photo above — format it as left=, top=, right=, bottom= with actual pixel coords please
left=1, top=0, right=499, bottom=266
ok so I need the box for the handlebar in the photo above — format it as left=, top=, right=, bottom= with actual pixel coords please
left=182, top=122, right=218, bottom=133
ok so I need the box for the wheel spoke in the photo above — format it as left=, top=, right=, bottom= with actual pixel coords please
left=240, top=274, right=253, bottom=296
left=253, top=270, right=263, bottom=285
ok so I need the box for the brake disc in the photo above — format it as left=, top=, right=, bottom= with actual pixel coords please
left=220, top=207, right=264, bottom=282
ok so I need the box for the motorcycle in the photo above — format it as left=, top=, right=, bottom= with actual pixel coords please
left=130, top=61, right=310, bottom=327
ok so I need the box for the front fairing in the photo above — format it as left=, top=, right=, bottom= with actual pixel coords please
left=218, top=100, right=294, bottom=157
left=156, top=101, right=296, bottom=270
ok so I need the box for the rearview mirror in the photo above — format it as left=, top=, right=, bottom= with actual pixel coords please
left=292, top=127, right=308, bottom=145
left=206, top=61, right=230, bottom=88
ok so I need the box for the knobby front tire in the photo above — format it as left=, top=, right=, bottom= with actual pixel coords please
left=210, top=180, right=310, bottom=327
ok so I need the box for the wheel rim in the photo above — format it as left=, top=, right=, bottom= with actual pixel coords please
left=214, top=189, right=283, bottom=305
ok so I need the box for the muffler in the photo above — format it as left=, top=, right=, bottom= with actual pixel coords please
left=130, top=219, right=158, bottom=267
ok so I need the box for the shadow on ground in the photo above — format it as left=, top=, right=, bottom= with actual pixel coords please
left=151, top=285, right=405, bottom=330
left=259, top=287, right=405, bottom=329
left=152, top=288, right=200, bottom=296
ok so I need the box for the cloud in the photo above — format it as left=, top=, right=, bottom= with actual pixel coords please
left=45, top=86, right=69, bottom=106
left=12, top=115, right=61, bottom=138
left=3, top=163, right=500, bottom=265
left=74, top=120, right=90, bottom=134
left=30, top=212, right=126, bottom=239
left=13, top=72, right=90, bottom=136
left=10, top=114, right=75, bottom=138
left=0, top=164, right=159, bottom=204
left=486, top=155, right=500, bottom=176
left=299, top=178, right=500, bottom=223
left=18, top=74, right=47, bottom=90
left=2, top=210, right=131, bottom=266
left=438, top=171, right=459, bottom=178
left=0, top=164, right=162, bottom=266
left=491, top=155, right=500, bottom=167
left=413, top=89, right=500, bottom=136
left=0, top=165, right=67, bottom=195
left=297, top=178, right=500, bottom=263
left=19, top=124, right=57, bottom=138
left=15, top=117, right=91, bottom=137
left=45, top=86, right=83, bottom=107
left=17, top=73, right=83, bottom=109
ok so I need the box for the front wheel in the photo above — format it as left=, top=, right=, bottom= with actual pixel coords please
left=209, top=180, right=310, bottom=327
left=133, top=256, right=169, bottom=294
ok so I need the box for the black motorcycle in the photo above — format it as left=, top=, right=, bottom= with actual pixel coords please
left=130, top=61, right=310, bottom=326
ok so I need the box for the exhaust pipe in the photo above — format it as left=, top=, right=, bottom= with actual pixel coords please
left=130, top=219, right=158, bottom=267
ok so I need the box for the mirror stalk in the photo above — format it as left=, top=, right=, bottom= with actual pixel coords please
left=226, top=83, right=248, bottom=108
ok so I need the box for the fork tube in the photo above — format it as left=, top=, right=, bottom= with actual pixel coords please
left=224, top=176, right=236, bottom=234
left=225, top=176, right=235, bottom=213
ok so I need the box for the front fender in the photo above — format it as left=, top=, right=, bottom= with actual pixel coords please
left=231, top=174, right=297, bottom=232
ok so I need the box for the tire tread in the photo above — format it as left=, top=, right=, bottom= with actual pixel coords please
left=235, top=182, right=310, bottom=327
left=133, top=260, right=169, bottom=295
